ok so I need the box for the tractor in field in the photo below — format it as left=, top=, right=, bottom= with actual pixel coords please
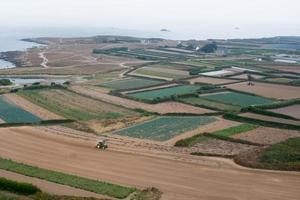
left=96, top=139, right=108, bottom=150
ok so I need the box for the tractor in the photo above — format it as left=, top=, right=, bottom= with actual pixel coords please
left=96, top=139, right=108, bottom=150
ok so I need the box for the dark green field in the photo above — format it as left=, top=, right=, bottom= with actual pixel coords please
left=0, top=96, right=41, bottom=123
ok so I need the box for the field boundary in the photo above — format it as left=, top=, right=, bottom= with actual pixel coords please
left=0, top=157, right=136, bottom=199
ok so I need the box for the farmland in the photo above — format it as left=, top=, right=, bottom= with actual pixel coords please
left=128, top=85, right=201, bottom=101
left=179, top=96, right=241, bottom=111
left=99, top=77, right=165, bottom=90
left=130, top=66, right=189, bottom=80
left=226, top=82, right=300, bottom=100
left=188, top=76, right=239, bottom=85
left=113, top=116, right=216, bottom=141
left=0, top=96, right=41, bottom=123
left=270, top=104, right=300, bottom=119
left=200, top=91, right=273, bottom=107
left=18, top=89, right=138, bottom=121
left=2, top=35, right=300, bottom=200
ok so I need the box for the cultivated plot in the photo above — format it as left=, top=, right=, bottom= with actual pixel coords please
left=99, top=77, right=165, bottom=90
left=19, top=89, right=138, bottom=121
left=128, top=85, right=201, bottom=101
left=0, top=96, right=41, bottom=123
left=269, top=104, right=300, bottom=119
left=200, top=91, right=273, bottom=107
left=130, top=66, right=189, bottom=80
left=226, top=82, right=300, bottom=100
left=113, top=116, right=216, bottom=141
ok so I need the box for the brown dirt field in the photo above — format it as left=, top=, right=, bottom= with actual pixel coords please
left=226, top=81, right=300, bottom=99
left=2, top=93, right=62, bottom=120
left=240, top=113, right=300, bottom=126
left=70, top=85, right=215, bottom=114
left=270, top=105, right=300, bottom=119
left=0, top=126, right=299, bottom=200
left=188, top=76, right=238, bottom=85
left=233, top=127, right=300, bottom=145
left=193, top=139, right=256, bottom=156
left=0, top=169, right=110, bottom=199
left=261, top=64, right=300, bottom=73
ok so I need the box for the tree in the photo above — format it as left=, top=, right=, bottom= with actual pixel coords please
left=199, top=43, right=218, bottom=53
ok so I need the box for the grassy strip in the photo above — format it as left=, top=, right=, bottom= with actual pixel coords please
left=223, top=113, right=300, bottom=130
left=175, top=124, right=259, bottom=147
left=0, top=119, right=74, bottom=128
left=0, top=158, right=135, bottom=199
left=0, top=177, right=40, bottom=195
left=254, top=99, right=300, bottom=110
left=202, top=133, right=263, bottom=146
left=211, top=124, right=258, bottom=137
left=242, top=106, right=299, bottom=120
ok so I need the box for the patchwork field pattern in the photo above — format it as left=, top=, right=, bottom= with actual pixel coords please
left=113, top=116, right=217, bottom=141
left=100, top=77, right=165, bottom=90
left=179, top=96, right=241, bottom=111
left=128, top=85, right=201, bottom=101
left=0, top=96, right=41, bottom=123
left=226, top=82, right=300, bottom=100
left=19, top=89, right=138, bottom=121
left=200, top=91, right=273, bottom=107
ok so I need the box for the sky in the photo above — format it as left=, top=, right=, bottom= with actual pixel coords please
left=1, top=0, right=300, bottom=39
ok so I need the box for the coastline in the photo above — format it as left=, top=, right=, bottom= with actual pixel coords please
left=0, top=38, right=44, bottom=68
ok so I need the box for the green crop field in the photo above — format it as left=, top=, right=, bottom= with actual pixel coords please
left=113, top=116, right=217, bottom=141
left=179, top=96, right=241, bottom=111
left=0, top=96, right=41, bottom=123
left=0, top=157, right=135, bottom=198
left=128, top=85, right=201, bottom=101
left=200, top=91, right=273, bottom=107
left=100, top=77, right=165, bottom=90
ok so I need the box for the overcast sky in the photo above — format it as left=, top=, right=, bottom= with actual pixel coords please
left=1, top=0, right=300, bottom=39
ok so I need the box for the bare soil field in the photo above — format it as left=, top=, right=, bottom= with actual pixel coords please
left=0, top=126, right=299, bottom=200
left=188, top=76, right=239, bottom=85
left=261, top=64, right=300, bottom=73
left=3, top=93, right=62, bottom=120
left=240, top=113, right=300, bottom=126
left=0, top=169, right=109, bottom=199
left=270, top=104, right=300, bottom=119
left=70, top=85, right=215, bottom=114
left=193, top=139, right=256, bottom=156
left=226, top=81, right=300, bottom=99
left=233, top=127, right=300, bottom=145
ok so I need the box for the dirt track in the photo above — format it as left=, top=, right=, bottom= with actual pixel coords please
left=70, top=85, right=214, bottom=114
left=0, top=126, right=299, bottom=200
